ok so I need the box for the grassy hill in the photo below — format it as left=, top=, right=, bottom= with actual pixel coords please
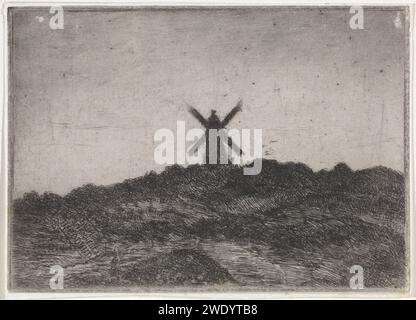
left=10, top=159, right=407, bottom=291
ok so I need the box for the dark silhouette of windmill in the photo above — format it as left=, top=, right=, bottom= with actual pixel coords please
left=188, top=100, right=243, bottom=164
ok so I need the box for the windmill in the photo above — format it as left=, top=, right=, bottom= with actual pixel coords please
left=188, top=100, right=244, bottom=164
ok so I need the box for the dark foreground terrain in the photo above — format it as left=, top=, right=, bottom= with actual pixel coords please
left=10, top=160, right=407, bottom=291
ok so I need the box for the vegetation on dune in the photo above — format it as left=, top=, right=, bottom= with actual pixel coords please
left=11, top=159, right=407, bottom=289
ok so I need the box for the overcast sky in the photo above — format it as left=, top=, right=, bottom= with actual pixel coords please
left=10, top=7, right=408, bottom=197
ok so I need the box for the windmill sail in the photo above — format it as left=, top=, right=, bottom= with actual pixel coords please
left=221, top=100, right=242, bottom=127
left=188, top=105, right=208, bottom=127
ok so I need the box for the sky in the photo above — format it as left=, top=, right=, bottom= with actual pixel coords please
left=10, top=7, right=408, bottom=197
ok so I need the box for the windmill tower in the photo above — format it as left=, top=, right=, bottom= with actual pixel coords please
left=188, top=100, right=244, bottom=164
